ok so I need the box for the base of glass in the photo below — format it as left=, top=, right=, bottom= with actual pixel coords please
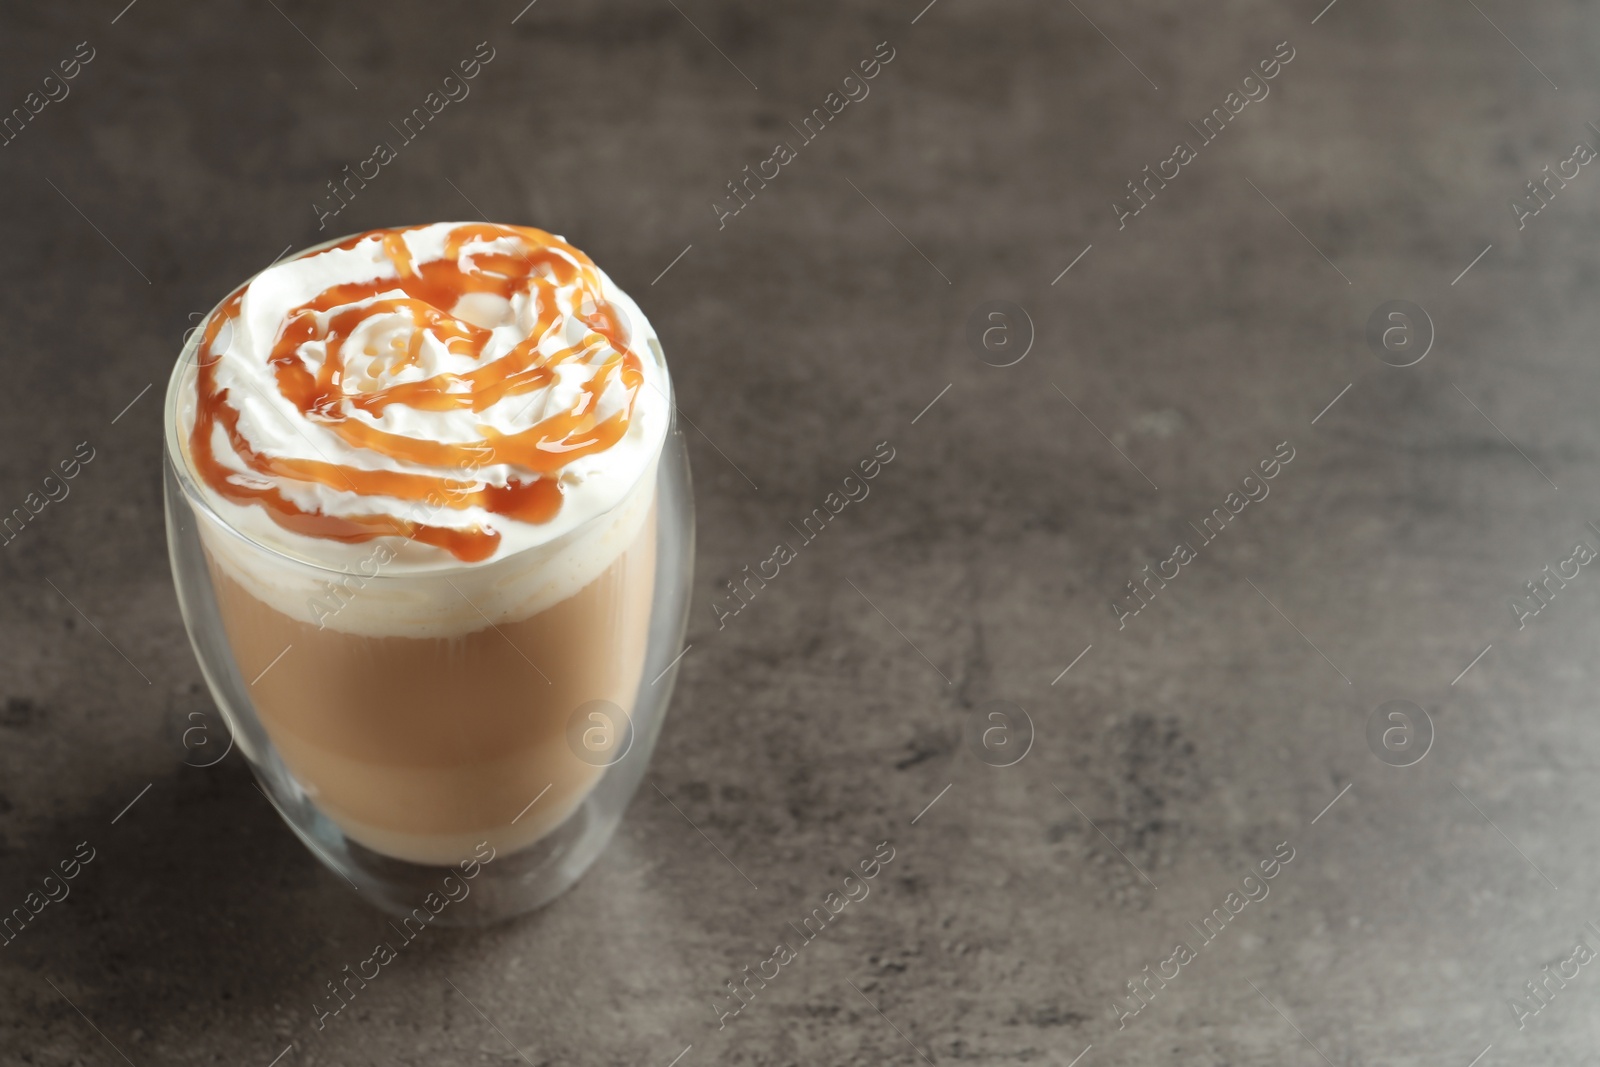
left=256, top=753, right=628, bottom=925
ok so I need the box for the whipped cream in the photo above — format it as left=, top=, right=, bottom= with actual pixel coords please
left=168, top=223, right=671, bottom=637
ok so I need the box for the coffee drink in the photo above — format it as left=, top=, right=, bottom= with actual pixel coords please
left=171, top=223, right=671, bottom=865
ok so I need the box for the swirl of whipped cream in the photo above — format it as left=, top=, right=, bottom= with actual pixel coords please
left=179, top=223, right=669, bottom=571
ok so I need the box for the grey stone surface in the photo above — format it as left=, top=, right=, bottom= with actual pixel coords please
left=3, top=0, right=1600, bottom=1062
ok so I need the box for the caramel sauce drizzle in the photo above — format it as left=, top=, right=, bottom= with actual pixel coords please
left=189, top=224, right=645, bottom=562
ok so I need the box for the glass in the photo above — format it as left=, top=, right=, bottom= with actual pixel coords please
left=162, top=250, right=694, bottom=925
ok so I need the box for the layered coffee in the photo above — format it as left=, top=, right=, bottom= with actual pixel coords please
left=172, top=223, right=671, bottom=865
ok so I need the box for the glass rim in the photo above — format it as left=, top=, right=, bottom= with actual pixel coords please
left=163, top=226, right=674, bottom=580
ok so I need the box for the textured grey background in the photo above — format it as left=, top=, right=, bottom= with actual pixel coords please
left=3, top=0, right=1600, bottom=1063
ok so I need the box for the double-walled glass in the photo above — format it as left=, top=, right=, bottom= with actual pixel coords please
left=163, top=260, right=693, bottom=925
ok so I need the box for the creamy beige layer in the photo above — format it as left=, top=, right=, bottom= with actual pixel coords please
left=206, top=499, right=657, bottom=866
